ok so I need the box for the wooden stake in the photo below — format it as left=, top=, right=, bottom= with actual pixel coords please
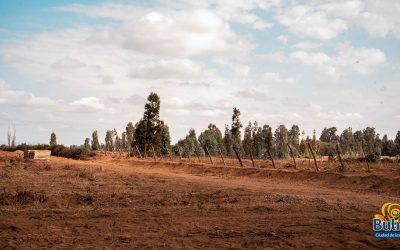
left=166, top=147, right=172, bottom=161
left=266, top=149, right=275, bottom=169
left=336, top=143, right=345, bottom=172
left=249, top=147, right=255, bottom=168
left=217, top=145, right=226, bottom=166
left=361, top=140, right=370, bottom=172
left=307, top=142, right=319, bottom=172
left=151, top=145, right=157, bottom=161
left=205, top=147, right=213, bottom=164
left=233, top=147, right=244, bottom=167
left=287, top=143, right=297, bottom=169
left=135, top=145, right=142, bottom=158
left=178, top=147, right=182, bottom=160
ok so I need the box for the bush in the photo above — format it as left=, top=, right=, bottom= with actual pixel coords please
left=51, top=145, right=95, bottom=160
left=365, top=152, right=381, bottom=163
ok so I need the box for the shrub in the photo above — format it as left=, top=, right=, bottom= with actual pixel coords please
left=51, top=145, right=95, bottom=160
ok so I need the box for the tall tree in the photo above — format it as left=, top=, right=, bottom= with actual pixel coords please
left=50, top=132, right=57, bottom=147
left=91, top=130, right=100, bottom=150
left=198, top=124, right=225, bottom=156
left=133, top=92, right=163, bottom=152
left=223, top=125, right=234, bottom=156
left=339, top=127, right=354, bottom=156
left=382, top=134, right=397, bottom=156
left=121, top=132, right=127, bottom=152
left=320, top=127, right=339, bottom=143
left=288, top=125, right=300, bottom=156
left=274, top=125, right=289, bottom=158
left=230, top=107, right=243, bottom=151
left=176, top=129, right=204, bottom=157
left=155, top=122, right=171, bottom=155
left=126, top=122, right=134, bottom=154
left=395, top=131, right=400, bottom=155
left=363, top=127, right=381, bottom=162
left=84, top=138, right=90, bottom=149
left=105, top=130, right=113, bottom=152
left=353, top=130, right=364, bottom=156
left=242, top=122, right=253, bottom=156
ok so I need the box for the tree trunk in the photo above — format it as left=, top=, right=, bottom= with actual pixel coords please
left=205, top=147, right=213, bottom=164
left=287, top=143, right=297, bottom=169
left=217, top=145, right=226, bottom=166
left=249, top=147, right=255, bottom=168
left=178, top=147, right=182, bottom=161
left=361, top=140, right=370, bottom=172
left=135, top=145, right=142, bottom=158
left=307, top=142, right=319, bottom=171
left=336, top=143, right=345, bottom=172
left=233, top=147, right=244, bottom=167
left=144, top=144, right=147, bottom=159
left=151, top=145, right=157, bottom=161
left=166, top=147, right=172, bottom=160
left=266, top=149, right=275, bottom=168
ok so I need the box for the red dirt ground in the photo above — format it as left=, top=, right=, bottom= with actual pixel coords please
left=1, top=151, right=400, bottom=249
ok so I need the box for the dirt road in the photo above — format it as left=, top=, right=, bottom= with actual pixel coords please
left=1, top=154, right=399, bottom=249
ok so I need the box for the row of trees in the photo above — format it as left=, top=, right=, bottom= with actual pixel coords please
left=175, top=109, right=400, bottom=161
left=84, top=92, right=171, bottom=156
left=80, top=92, right=400, bottom=162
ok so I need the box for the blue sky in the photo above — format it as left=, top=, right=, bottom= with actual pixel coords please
left=0, top=0, right=399, bottom=145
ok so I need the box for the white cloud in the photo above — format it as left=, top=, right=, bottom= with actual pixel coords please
left=51, top=57, right=86, bottom=70
left=263, top=72, right=282, bottom=82
left=321, top=0, right=400, bottom=39
left=275, top=5, right=348, bottom=40
left=235, top=88, right=270, bottom=101
left=128, top=59, right=203, bottom=79
left=161, top=0, right=274, bottom=30
left=334, top=42, right=386, bottom=75
left=292, top=41, right=320, bottom=51
left=54, top=3, right=146, bottom=20
left=290, top=42, right=386, bottom=77
left=276, top=35, right=289, bottom=45
left=317, top=112, right=363, bottom=123
left=234, top=65, right=251, bottom=77
left=71, top=97, right=105, bottom=110
left=116, top=9, right=250, bottom=56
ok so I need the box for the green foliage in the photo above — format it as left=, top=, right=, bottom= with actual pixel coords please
left=382, top=134, right=397, bottom=156
left=274, top=125, right=288, bottom=158
left=288, top=125, right=300, bottom=156
left=395, top=131, right=400, bottom=155
left=125, top=122, right=135, bottom=154
left=51, top=145, right=95, bottom=160
left=198, top=124, right=224, bottom=156
left=230, top=107, right=242, bottom=149
left=175, top=129, right=204, bottom=157
left=320, top=127, right=339, bottom=143
left=84, top=138, right=90, bottom=149
left=339, top=127, right=354, bottom=155
left=223, top=125, right=234, bottom=156
left=157, top=123, right=171, bottom=155
left=105, top=130, right=113, bottom=151
left=91, top=130, right=100, bottom=150
left=242, top=122, right=254, bottom=156
left=319, top=141, right=336, bottom=156
left=133, top=92, right=168, bottom=154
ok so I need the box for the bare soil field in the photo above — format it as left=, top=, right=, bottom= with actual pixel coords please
left=1, top=151, right=400, bottom=249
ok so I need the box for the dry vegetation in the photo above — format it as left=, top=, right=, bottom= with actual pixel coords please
left=1, top=151, right=400, bottom=249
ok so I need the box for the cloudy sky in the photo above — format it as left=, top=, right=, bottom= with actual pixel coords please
left=0, top=0, right=399, bottom=145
